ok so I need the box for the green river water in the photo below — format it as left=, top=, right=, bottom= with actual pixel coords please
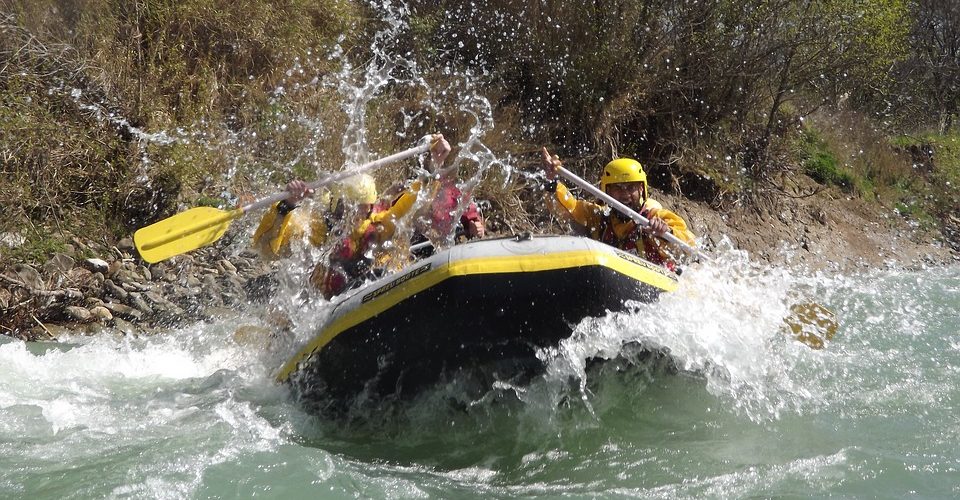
left=1, top=252, right=957, bottom=499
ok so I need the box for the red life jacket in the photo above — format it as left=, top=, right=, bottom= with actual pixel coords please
left=596, top=209, right=676, bottom=272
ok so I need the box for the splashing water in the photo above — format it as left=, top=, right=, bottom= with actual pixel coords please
left=4, top=262, right=958, bottom=497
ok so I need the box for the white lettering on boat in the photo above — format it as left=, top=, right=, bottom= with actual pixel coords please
left=361, top=263, right=433, bottom=303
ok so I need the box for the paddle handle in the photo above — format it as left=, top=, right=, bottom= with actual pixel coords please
left=240, top=138, right=434, bottom=214
left=555, top=166, right=710, bottom=262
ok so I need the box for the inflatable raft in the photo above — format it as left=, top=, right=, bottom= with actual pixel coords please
left=275, top=235, right=679, bottom=412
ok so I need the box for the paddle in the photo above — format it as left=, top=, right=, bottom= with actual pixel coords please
left=554, top=165, right=838, bottom=349
left=554, top=165, right=710, bottom=262
left=134, top=139, right=433, bottom=264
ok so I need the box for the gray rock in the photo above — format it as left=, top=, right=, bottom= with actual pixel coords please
left=117, top=237, right=135, bottom=253
left=203, top=306, right=236, bottom=320
left=90, top=306, right=113, bottom=322
left=103, top=302, right=143, bottom=321
left=121, top=281, right=151, bottom=293
left=147, top=263, right=164, bottom=276
left=812, top=208, right=829, bottom=225
left=82, top=258, right=110, bottom=273
left=143, top=291, right=170, bottom=307
left=107, top=260, right=122, bottom=278
left=139, top=265, right=152, bottom=282
left=84, top=297, right=105, bottom=307
left=64, top=305, right=93, bottom=323
left=174, top=254, right=195, bottom=266
left=30, top=324, right=70, bottom=339
left=127, top=292, right=153, bottom=316
left=103, top=279, right=129, bottom=300
left=112, top=317, right=138, bottom=336
left=199, top=281, right=222, bottom=306
left=220, top=292, right=238, bottom=307
left=218, top=259, right=237, bottom=274
left=0, top=232, right=25, bottom=248
left=114, top=269, right=142, bottom=285
left=224, top=275, right=245, bottom=293
left=154, top=303, right=186, bottom=324
left=66, top=268, right=94, bottom=290
left=244, top=273, right=278, bottom=303
left=43, top=253, right=76, bottom=276
left=14, top=264, right=44, bottom=290
left=77, top=322, right=105, bottom=336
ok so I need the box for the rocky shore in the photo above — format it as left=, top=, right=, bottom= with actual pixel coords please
left=0, top=235, right=276, bottom=340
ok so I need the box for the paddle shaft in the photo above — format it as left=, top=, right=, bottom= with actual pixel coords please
left=241, top=141, right=433, bottom=213
left=555, top=166, right=710, bottom=262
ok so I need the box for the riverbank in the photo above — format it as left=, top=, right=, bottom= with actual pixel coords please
left=1, top=172, right=955, bottom=341
left=666, top=175, right=958, bottom=272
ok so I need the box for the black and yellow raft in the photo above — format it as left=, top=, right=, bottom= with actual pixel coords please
left=275, top=235, right=679, bottom=410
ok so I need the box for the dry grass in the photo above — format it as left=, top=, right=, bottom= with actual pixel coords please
left=0, top=0, right=361, bottom=264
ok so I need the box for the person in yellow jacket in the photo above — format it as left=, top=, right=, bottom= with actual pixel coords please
left=250, top=173, right=377, bottom=261
left=538, top=147, right=695, bottom=271
left=251, top=134, right=453, bottom=298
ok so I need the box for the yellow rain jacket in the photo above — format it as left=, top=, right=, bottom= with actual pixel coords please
left=251, top=201, right=330, bottom=260
left=549, top=182, right=696, bottom=269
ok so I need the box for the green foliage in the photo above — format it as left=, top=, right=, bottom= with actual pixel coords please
left=799, top=129, right=856, bottom=192
left=195, top=196, right=229, bottom=208
left=893, top=193, right=938, bottom=230
left=890, top=133, right=960, bottom=217
left=880, top=0, right=960, bottom=132
left=2, top=231, right=68, bottom=266
left=404, top=0, right=912, bottom=189
left=291, top=161, right=316, bottom=181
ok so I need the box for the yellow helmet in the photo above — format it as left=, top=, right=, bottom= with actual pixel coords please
left=330, top=173, right=378, bottom=205
left=599, top=158, right=647, bottom=194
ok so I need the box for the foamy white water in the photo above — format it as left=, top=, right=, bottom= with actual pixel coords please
left=2, top=261, right=958, bottom=498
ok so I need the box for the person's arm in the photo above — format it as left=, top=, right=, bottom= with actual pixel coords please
left=552, top=182, right=604, bottom=229
left=646, top=207, right=696, bottom=246
left=460, top=200, right=485, bottom=239
left=250, top=180, right=315, bottom=259
left=539, top=147, right=603, bottom=230
left=427, top=133, right=452, bottom=173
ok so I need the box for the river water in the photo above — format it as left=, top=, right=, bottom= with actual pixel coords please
left=1, top=252, right=958, bottom=499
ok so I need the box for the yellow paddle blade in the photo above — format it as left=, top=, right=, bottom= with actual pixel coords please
left=784, top=302, right=839, bottom=349
left=134, top=206, right=243, bottom=263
